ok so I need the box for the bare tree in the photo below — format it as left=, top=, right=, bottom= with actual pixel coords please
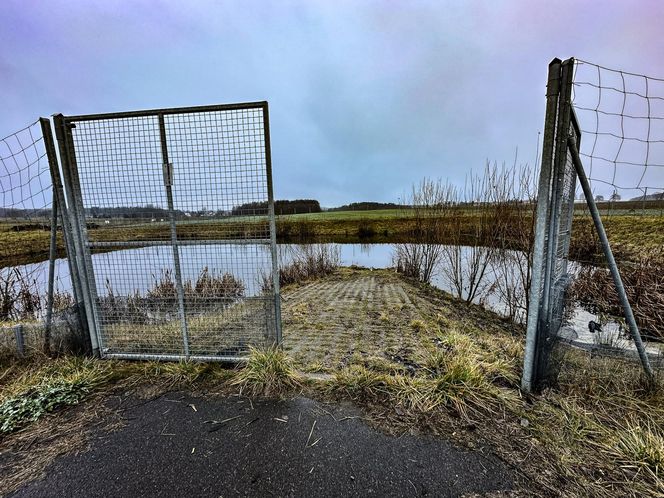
left=491, top=163, right=538, bottom=321
left=439, top=163, right=497, bottom=303
left=392, top=178, right=455, bottom=284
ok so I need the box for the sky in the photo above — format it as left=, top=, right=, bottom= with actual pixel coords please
left=2, top=0, right=664, bottom=206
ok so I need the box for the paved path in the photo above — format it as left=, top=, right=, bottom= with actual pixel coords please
left=11, top=394, right=514, bottom=497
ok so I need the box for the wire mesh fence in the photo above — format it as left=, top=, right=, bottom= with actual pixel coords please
left=525, top=58, right=664, bottom=392
left=0, top=120, right=79, bottom=355
left=566, top=59, right=664, bottom=357
left=56, top=103, right=280, bottom=360
left=572, top=59, right=664, bottom=200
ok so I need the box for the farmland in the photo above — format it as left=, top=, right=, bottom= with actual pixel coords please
left=2, top=203, right=664, bottom=268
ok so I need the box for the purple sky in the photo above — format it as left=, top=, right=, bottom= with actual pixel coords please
left=2, top=0, right=664, bottom=205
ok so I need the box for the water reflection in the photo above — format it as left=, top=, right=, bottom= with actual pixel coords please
left=3, top=242, right=649, bottom=353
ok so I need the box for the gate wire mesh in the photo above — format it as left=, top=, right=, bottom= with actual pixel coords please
left=536, top=116, right=580, bottom=383
left=0, top=120, right=75, bottom=353
left=60, top=103, right=279, bottom=360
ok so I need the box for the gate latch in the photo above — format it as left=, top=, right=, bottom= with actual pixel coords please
left=162, top=162, right=174, bottom=187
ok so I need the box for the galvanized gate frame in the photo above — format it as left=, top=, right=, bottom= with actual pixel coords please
left=522, top=59, right=653, bottom=392
left=48, top=102, right=281, bottom=361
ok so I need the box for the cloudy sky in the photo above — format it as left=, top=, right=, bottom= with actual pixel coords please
left=2, top=0, right=664, bottom=205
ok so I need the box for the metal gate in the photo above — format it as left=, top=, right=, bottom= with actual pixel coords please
left=52, top=102, right=281, bottom=361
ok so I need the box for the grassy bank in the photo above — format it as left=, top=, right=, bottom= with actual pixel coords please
left=3, top=208, right=664, bottom=268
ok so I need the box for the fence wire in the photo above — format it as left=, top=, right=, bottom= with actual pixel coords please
left=0, top=120, right=75, bottom=353
left=572, top=59, right=664, bottom=202
left=554, top=59, right=664, bottom=370
left=61, top=104, right=279, bottom=360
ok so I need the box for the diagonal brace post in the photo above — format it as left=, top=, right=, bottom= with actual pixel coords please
left=568, top=136, right=654, bottom=380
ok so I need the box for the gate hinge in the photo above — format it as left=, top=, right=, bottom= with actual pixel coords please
left=162, top=162, right=174, bottom=187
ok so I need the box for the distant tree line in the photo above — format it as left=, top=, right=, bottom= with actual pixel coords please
left=328, top=202, right=406, bottom=212
left=87, top=206, right=174, bottom=219
left=0, top=208, right=52, bottom=219
left=231, top=199, right=322, bottom=215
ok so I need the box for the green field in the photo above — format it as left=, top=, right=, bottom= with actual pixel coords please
left=2, top=205, right=664, bottom=268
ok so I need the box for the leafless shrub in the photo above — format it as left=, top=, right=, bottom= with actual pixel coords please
left=99, top=268, right=246, bottom=324
left=490, top=162, right=538, bottom=320
left=0, top=269, right=43, bottom=322
left=396, top=162, right=538, bottom=314
left=438, top=162, right=503, bottom=303
left=392, top=178, right=454, bottom=284
left=271, top=244, right=340, bottom=288
left=52, top=291, right=75, bottom=314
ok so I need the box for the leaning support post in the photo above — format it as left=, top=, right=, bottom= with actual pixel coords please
left=568, top=136, right=654, bottom=379
left=40, top=117, right=91, bottom=353
left=44, top=193, right=58, bottom=355
left=522, top=58, right=561, bottom=393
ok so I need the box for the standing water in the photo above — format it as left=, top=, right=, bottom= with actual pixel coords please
left=1, top=243, right=659, bottom=354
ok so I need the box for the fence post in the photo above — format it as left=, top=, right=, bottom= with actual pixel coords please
left=52, top=115, right=101, bottom=356
left=44, top=192, right=58, bottom=355
left=40, top=118, right=90, bottom=351
left=522, top=58, right=561, bottom=393
left=158, top=114, right=190, bottom=358
left=14, top=324, right=24, bottom=357
left=263, top=102, right=283, bottom=345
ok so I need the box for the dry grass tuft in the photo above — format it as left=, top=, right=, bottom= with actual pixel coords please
left=609, top=419, right=664, bottom=482
left=232, top=346, right=302, bottom=397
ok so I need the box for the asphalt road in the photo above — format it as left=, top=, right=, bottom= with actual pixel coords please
left=11, top=394, right=514, bottom=497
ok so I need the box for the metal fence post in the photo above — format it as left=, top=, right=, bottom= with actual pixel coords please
left=568, top=137, right=654, bottom=379
left=536, top=58, right=576, bottom=382
left=40, top=118, right=89, bottom=350
left=44, top=192, right=58, bottom=355
left=14, top=324, right=24, bottom=357
left=52, top=114, right=101, bottom=356
left=522, top=59, right=561, bottom=392
left=158, top=114, right=190, bottom=358
left=263, top=102, right=283, bottom=345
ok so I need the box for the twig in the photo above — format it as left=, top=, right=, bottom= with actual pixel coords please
left=305, top=420, right=317, bottom=447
